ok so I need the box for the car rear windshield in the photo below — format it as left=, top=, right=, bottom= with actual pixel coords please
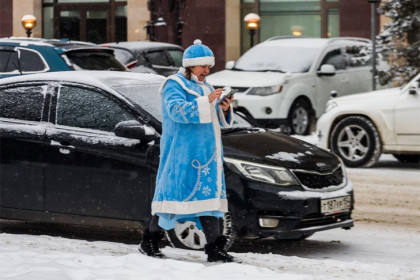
left=64, top=50, right=126, bottom=71
left=234, top=44, right=320, bottom=73
left=112, top=83, right=163, bottom=121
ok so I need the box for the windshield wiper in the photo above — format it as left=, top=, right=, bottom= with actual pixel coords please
left=263, top=69, right=285, bottom=73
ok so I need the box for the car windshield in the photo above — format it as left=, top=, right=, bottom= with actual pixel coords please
left=64, top=51, right=127, bottom=71
left=234, top=43, right=320, bottom=73
left=112, top=82, right=254, bottom=129
left=111, top=83, right=164, bottom=121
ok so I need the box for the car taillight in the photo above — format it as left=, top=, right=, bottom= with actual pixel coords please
left=126, top=61, right=138, bottom=69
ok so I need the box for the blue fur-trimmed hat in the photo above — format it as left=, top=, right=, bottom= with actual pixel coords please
left=182, top=39, right=215, bottom=68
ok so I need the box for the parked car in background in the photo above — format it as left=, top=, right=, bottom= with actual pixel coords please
left=0, top=37, right=127, bottom=79
left=317, top=73, right=420, bottom=167
left=100, top=44, right=157, bottom=74
left=0, top=71, right=354, bottom=250
left=101, top=41, right=184, bottom=76
left=207, top=36, right=391, bottom=135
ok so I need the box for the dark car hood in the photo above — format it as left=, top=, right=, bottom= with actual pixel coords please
left=222, top=128, right=340, bottom=173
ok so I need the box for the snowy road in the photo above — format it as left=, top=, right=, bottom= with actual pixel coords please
left=1, top=155, right=419, bottom=279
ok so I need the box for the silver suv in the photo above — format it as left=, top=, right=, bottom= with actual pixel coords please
left=207, top=37, right=390, bottom=135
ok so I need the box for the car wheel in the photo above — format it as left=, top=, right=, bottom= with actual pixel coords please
left=392, top=154, right=420, bottom=163
left=166, top=212, right=235, bottom=250
left=288, top=99, right=313, bottom=135
left=330, top=116, right=382, bottom=167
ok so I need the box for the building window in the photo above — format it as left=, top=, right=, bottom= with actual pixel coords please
left=241, top=0, right=339, bottom=53
left=42, top=0, right=127, bottom=43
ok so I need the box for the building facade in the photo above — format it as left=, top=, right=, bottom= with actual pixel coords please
left=1, top=0, right=382, bottom=72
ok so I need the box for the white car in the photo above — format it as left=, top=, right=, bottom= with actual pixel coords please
left=317, top=73, right=420, bottom=167
left=207, top=37, right=390, bottom=135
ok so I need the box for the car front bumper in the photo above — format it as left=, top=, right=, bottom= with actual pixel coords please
left=226, top=171, right=354, bottom=239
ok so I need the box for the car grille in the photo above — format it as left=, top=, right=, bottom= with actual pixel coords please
left=292, top=167, right=344, bottom=190
left=297, top=213, right=351, bottom=228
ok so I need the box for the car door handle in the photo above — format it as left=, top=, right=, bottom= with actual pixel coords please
left=50, top=140, right=75, bottom=154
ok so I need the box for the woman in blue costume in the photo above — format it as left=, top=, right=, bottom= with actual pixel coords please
left=138, top=40, right=235, bottom=262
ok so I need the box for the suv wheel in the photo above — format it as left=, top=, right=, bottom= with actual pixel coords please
left=288, top=99, right=312, bottom=135
left=166, top=213, right=235, bottom=250
left=330, top=116, right=382, bottom=167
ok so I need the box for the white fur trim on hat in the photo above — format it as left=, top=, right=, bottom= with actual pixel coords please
left=182, top=56, right=215, bottom=68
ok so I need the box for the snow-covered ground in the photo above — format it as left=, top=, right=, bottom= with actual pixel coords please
left=1, top=134, right=419, bottom=280
left=1, top=224, right=419, bottom=280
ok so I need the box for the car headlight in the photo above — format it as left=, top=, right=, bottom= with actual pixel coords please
left=247, top=85, right=282, bottom=96
left=325, top=101, right=337, bottom=113
left=224, top=157, right=299, bottom=186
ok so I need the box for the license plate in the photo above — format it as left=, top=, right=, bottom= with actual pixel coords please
left=320, top=196, right=351, bottom=215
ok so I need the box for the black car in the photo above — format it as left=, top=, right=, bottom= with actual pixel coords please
left=0, top=37, right=127, bottom=79
left=0, top=71, right=354, bottom=250
left=101, top=41, right=184, bottom=76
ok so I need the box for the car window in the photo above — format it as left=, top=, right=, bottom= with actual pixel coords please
left=168, top=49, right=183, bottom=67
left=19, top=49, right=48, bottom=72
left=56, top=86, right=136, bottom=132
left=64, top=51, right=126, bottom=71
left=0, top=85, right=46, bottom=121
left=345, top=45, right=371, bottom=68
left=235, top=43, right=319, bottom=73
left=320, top=49, right=347, bottom=70
left=0, top=50, right=17, bottom=72
left=112, top=48, right=136, bottom=65
left=144, top=51, right=171, bottom=66
left=0, top=49, right=47, bottom=73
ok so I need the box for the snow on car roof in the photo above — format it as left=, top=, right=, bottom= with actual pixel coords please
left=262, top=38, right=329, bottom=49
left=104, top=41, right=183, bottom=51
left=0, top=71, right=166, bottom=91
left=262, top=37, right=369, bottom=49
left=0, top=37, right=102, bottom=50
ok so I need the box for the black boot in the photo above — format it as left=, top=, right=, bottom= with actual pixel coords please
left=204, top=236, right=234, bottom=263
left=138, top=229, right=165, bottom=258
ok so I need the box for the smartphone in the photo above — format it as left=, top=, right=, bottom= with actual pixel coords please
left=219, top=89, right=237, bottom=105
left=225, top=88, right=237, bottom=99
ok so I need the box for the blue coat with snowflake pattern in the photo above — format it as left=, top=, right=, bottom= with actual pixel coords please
left=151, top=71, right=233, bottom=227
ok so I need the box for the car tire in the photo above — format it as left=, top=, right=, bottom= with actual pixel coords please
left=392, top=154, right=420, bottom=163
left=330, top=116, right=382, bottom=167
left=165, top=212, right=235, bottom=250
left=288, top=99, right=313, bottom=135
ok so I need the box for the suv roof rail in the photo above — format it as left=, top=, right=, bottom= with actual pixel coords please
left=265, top=36, right=314, bottom=41
left=326, top=37, right=371, bottom=44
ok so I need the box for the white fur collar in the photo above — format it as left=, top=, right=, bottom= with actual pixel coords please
left=178, top=67, right=205, bottom=85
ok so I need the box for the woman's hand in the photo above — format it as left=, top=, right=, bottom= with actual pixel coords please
left=208, top=88, right=224, bottom=103
left=219, top=95, right=234, bottom=113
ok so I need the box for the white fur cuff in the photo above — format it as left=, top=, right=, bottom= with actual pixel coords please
left=196, top=96, right=212, bottom=123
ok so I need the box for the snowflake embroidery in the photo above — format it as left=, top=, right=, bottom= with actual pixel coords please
left=202, top=186, right=211, bottom=196
left=189, top=110, right=198, bottom=118
left=207, top=177, right=212, bottom=183
left=201, top=167, right=210, bottom=176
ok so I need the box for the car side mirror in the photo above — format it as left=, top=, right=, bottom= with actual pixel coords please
left=114, top=120, right=157, bottom=142
left=225, top=61, right=235, bottom=70
left=408, top=86, right=417, bottom=95
left=317, top=64, right=336, bottom=77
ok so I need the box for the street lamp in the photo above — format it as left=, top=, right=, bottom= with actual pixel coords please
left=368, top=0, right=380, bottom=90
left=21, top=15, right=37, bottom=38
left=145, top=17, right=167, bottom=41
left=244, top=13, right=260, bottom=48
